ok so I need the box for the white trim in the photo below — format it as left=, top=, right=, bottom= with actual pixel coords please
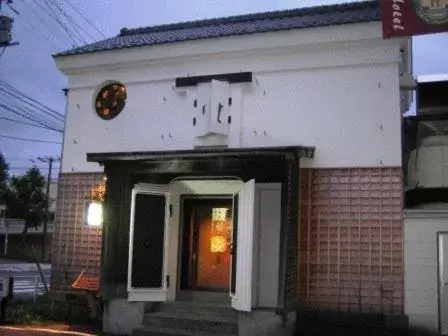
left=417, top=74, right=448, bottom=84
left=55, top=22, right=386, bottom=74
left=64, top=41, right=401, bottom=91
left=405, top=209, right=448, bottom=219
left=127, top=183, right=170, bottom=302
left=128, top=290, right=168, bottom=302
left=167, top=179, right=244, bottom=301
left=231, top=179, right=255, bottom=312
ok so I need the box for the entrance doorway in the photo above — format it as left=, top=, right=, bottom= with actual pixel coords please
left=179, top=197, right=233, bottom=293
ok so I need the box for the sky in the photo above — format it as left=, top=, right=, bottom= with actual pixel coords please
left=0, top=0, right=447, bottom=178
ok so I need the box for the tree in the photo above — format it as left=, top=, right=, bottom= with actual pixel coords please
left=5, top=167, right=48, bottom=236
left=0, top=151, right=8, bottom=204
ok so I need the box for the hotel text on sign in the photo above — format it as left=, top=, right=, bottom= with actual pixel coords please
left=382, top=0, right=448, bottom=38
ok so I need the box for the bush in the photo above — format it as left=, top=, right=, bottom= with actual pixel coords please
left=4, top=294, right=91, bottom=325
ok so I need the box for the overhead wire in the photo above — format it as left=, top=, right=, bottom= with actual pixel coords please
left=0, top=86, right=65, bottom=125
left=0, top=101, right=63, bottom=133
left=9, top=168, right=60, bottom=171
left=0, top=47, right=6, bottom=58
left=18, top=1, right=68, bottom=49
left=0, top=80, right=65, bottom=122
left=0, top=134, right=62, bottom=144
left=50, top=0, right=98, bottom=43
left=44, top=0, right=87, bottom=45
left=0, top=116, right=63, bottom=133
left=59, top=0, right=106, bottom=39
left=32, top=0, right=80, bottom=47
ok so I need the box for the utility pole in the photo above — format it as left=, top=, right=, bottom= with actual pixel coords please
left=37, top=156, right=60, bottom=260
left=0, top=0, right=19, bottom=56
left=0, top=204, right=7, bottom=256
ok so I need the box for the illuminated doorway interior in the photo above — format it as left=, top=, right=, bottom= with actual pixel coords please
left=179, top=197, right=233, bottom=292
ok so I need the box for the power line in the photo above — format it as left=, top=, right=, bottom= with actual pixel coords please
left=0, top=134, right=62, bottom=144
left=50, top=0, right=97, bottom=43
left=17, top=0, right=68, bottom=48
left=0, top=80, right=65, bottom=121
left=59, top=0, right=106, bottom=39
left=0, top=47, right=6, bottom=58
left=9, top=166, right=60, bottom=170
left=31, top=0, right=79, bottom=47
left=0, top=101, right=63, bottom=133
left=0, top=86, right=65, bottom=124
left=0, top=116, right=63, bottom=133
left=43, top=0, right=85, bottom=45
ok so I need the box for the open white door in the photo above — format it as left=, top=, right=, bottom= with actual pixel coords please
left=127, top=183, right=170, bottom=302
left=230, top=179, right=255, bottom=311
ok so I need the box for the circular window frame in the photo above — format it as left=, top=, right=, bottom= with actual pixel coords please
left=93, top=81, right=127, bottom=120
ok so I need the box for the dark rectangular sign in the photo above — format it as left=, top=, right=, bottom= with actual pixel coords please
left=382, top=0, right=448, bottom=38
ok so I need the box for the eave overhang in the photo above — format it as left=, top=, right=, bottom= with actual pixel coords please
left=87, top=146, right=315, bottom=165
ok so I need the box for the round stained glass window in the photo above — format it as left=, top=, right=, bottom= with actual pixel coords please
left=94, top=82, right=127, bottom=120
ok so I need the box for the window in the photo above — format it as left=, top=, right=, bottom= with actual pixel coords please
left=94, top=82, right=127, bottom=120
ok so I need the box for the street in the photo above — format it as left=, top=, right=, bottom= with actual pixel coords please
left=0, top=325, right=99, bottom=336
left=0, top=260, right=51, bottom=300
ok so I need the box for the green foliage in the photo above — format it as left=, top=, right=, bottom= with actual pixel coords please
left=0, top=151, right=8, bottom=204
left=6, top=294, right=92, bottom=326
left=4, top=166, right=48, bottom=232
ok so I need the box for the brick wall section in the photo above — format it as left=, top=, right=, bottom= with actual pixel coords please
left=51, top=168, right=404, bottom=313
left=299, top=167, right=404, bottom=315
left=50, top=172, right=104, bottom=291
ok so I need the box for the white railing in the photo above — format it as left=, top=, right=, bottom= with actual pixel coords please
left=12, top=275, right=51, bottom=301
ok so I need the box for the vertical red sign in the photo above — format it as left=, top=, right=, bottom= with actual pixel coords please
left=382, top=0, right=448, bottom=38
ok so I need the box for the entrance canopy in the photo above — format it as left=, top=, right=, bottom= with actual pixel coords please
left=87, top=146, right=314, bottom=163
left=87, top=146, right=315, bottom=183
left=87, top=145, right=315, bottom=317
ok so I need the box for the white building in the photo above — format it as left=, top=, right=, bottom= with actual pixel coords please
left=51, top=2, right=413, bottom=335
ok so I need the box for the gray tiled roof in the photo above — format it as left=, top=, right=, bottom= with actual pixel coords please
left=54, top=1, right=380, bottom=57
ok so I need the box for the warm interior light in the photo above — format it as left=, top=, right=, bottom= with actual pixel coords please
left=212, top=208, right=228, bottom=221
left=87, top=202, right=103, bottom=227
left=210, top=235, right=227, bottom=253
left=210, top=207, right=230, bottom=254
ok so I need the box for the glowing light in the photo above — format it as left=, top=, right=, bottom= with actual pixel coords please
left=210, top=235, right=227, bottom=253
left=87, top=202, right=103, bottom=227
left=212, top=207, right=228, bottom=221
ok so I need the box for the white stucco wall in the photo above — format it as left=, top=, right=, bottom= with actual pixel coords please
left=55, top=22, right=410, bottom=173
left=404, top=209, right=448, bottom=333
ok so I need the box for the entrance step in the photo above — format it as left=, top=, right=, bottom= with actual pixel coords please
left=176, top=291, right=230, bottom=304
left=133, top=302, right=238, bottom=336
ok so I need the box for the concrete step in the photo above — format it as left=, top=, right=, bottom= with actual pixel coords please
left=156, top=301, right=237, bottom=318
left=143, top=311, right=238, bottom=335
left=133, top=326, right=236, bottom=336
left=137, top=301, right=238, bottom=336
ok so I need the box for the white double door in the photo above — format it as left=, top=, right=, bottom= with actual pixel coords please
left=127, top=179, right=255, bottom=312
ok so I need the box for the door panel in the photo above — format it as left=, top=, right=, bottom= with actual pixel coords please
left=131, top=193, right=166, bottom=288
left=439, top=232, right=448, bottom=335
left=128, top=184, right=169, bottom=301
left=231, top=179, right=255, bottom=312
left=230, top=195, right=238, bottom=295
left=258, top=188, right=281, bottom=308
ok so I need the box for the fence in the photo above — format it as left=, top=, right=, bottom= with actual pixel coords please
left=12, top=275, right=50, bottom=301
